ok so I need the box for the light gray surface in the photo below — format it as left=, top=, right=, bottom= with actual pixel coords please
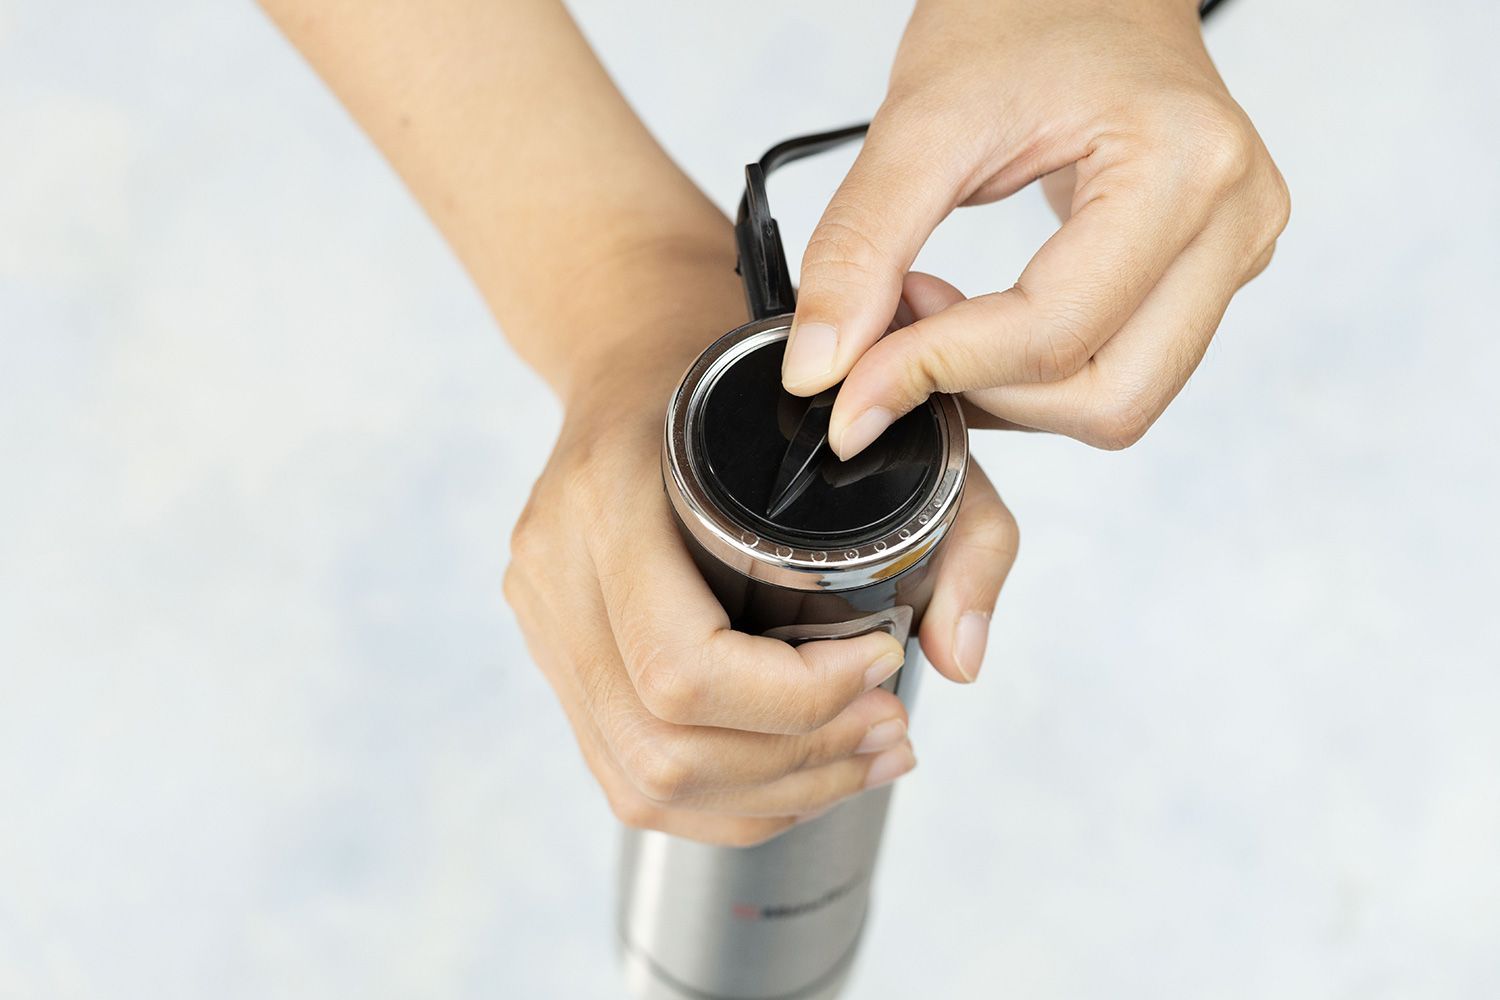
left=2, top=1, right=1498, bottom=997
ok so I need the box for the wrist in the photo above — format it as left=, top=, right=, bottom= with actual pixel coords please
left=493, top=225, right=747, bottom=404
left=559, top=239, right=749, bottom=426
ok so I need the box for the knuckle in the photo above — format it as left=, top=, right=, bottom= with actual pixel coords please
left=1260, top=168, right=1293, bottom=243
left=1083, top=390, right=1156, bottom=451
left=1245, top=242, right=1277, bottom=282
left=868, top=325, right=966, bottom=402
left=633, top=644, right=703, bottom=725
left=607, top=793, right=660, bottom=832
left=1023, top=302, right=1095, bottom=382
left=1196, top=130, right=1254, bottom=190
left=503, top=513, right=548, bottom=614
left=1165, top=96, right=1255, bottom=190
left=500, top=560, right=527, bottom=613
left=506, top=504, right=546, bottom=568
left=964, top=504, right=1021, bottom=564
left=892, top=339, right=941, bottom=402
left=1233, top=167, right=1289, bottom=283
left=1273, top=175, right=1292, bottom=231
left=624, top=739, right=696, bottom=803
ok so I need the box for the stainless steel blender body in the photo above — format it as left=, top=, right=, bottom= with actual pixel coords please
left=619, top=317, right=967, bottom=1000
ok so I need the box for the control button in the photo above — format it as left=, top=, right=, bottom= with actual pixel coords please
left=762, top=605, right=915, bottom=647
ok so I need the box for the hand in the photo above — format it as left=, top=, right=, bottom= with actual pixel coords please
left=503, top=318, right=1018, bottom=847
left=264, top=0, right=1021, bottom=847
left=782, top=0, right=1291, bottom=453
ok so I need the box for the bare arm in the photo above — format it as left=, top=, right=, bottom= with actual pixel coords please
left=259, top=0, right=1017, bottom=845
left=260, top=0, right=739, bottom=395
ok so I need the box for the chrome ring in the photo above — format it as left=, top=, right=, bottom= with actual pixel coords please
left=663, top=316, right=967, bottom=593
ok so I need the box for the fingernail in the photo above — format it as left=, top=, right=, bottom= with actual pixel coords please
left=863, top=743, right=916, bottom=789
left=856, top=717, right=907, bottom=754
left=954, top=611, right=991, bottom=683
left=782, top=322, right=838, bottom=389
left=862, top=648, right=905, bottom=691
left=833, top=407, right=895, bottom=460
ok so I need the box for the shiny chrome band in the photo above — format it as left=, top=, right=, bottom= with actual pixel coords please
left=663, top=316, right=967, bottom=593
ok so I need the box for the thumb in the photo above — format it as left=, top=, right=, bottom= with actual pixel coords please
left=781, top=117, right=957, bottom=396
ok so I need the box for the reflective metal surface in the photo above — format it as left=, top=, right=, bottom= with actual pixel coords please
left=619, top=785, right=893, bottom=1000
left=662, top=317, right=966, bottom=594
left=623, top=316, right=967, bottom=999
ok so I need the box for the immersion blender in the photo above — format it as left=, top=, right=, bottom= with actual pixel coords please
left=618, top=126, right=968, bottom=1000
left=616, top=9, right=1235, bottom=992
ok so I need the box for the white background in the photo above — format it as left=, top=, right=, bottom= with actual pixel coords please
left=3, top=1, right=1498, bottom=997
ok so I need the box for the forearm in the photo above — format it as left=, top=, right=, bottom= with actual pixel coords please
left=259, top=0, right=742, bottom=394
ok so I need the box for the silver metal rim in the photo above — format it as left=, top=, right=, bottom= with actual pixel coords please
left=663, top=316, right=967, bottom=593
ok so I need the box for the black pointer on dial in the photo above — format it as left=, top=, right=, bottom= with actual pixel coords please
left=765, top=388, right=838, bottom=520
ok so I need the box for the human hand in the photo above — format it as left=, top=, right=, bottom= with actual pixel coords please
left=782, top=0, right=1290, bottom=453
left=266, top=0, right=1025, bottom=847
left=503, top=313, right=1018, bottom=847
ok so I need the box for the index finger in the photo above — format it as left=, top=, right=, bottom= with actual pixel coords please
left=827, top=152, right=1213, bottom=458
left=589, top=492, right=907, bottom=735
left=782, top=109, right=959, bottom=396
